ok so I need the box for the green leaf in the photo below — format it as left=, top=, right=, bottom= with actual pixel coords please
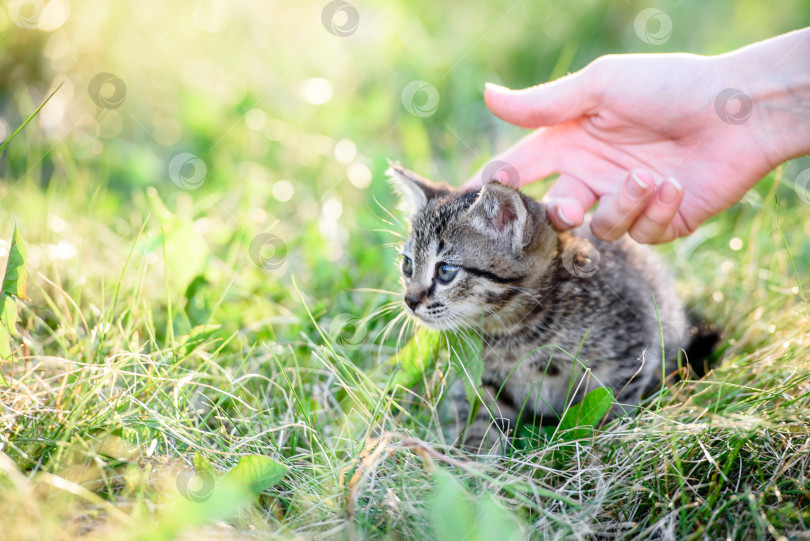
left=223, top=455, right=288, bottom=496
left=0, top=226, right=28, bottom=367
left=386, top=327, right=443, bottom=389
left=477, top=493, right=524, bottom=541
left=431, top=471, right=474, bottom=541
left=1, top=226, right=29, bottom=303
left=0, top=323, right=11, bottom=367
left=558, top=387, right=614, bottom=441
left=1, top=300, right=16, bottom=340
left=431, top=470, right=523, bottom=541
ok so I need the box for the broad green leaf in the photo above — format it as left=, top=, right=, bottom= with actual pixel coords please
left=0, top=226, right=28, bottom=367
left=1, top=299, right=17, bottom=336
left=1, top=226, right=29, bottom=303
left=477, top=493, right=524, bottom=541
left=0, top=323, right=11, bottom=367
left=223, top=455, right=288, bottom=496
left=431, top=471, right=474, bottom=541
left=431, top=470, right=524, bottom=541
left=558, top=387, right=614, bottom=441
left=386, top=327, right=442, bottom=389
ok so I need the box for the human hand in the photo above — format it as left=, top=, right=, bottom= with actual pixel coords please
left=465, top=29, right=810, bottom=243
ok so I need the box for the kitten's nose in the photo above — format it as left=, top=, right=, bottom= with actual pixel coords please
left=404, top=291, right=425, bottom=311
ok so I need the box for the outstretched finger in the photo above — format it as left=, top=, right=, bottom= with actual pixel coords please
left=545, top=174, right=598, bottom=230
left=589, top=169, right=656, bottom=241
left=547, top=197, right=585, bottom=231
left=627, top=177, right=685, bottom=244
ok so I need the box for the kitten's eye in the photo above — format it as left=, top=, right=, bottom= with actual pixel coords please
left=401, top=256, right=413, bottom=278
left=437, top=263, right=459, bottom=284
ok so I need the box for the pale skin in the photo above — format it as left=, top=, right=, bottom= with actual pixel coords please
left=464, top=27, right=810, bottom=244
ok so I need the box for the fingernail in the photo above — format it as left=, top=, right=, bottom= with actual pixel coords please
left=658, top=177, right=683, bottom=205
left=556, top=206, right=574, bottom=226
left=485, top=82, right=511, bottom=93
left=627, top=169, right=650, bottom=198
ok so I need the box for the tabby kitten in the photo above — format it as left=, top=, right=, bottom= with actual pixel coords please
left=388, top=163, right=708, bottom=453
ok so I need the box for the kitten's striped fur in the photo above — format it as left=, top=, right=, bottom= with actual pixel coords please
left=389, top=164, right=707, bottom=453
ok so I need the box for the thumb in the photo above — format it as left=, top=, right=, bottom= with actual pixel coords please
left=484, top=69, right=597, bottom=128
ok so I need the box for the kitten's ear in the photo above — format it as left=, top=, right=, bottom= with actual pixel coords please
left=468, top=182, right=531, bottom=251
left=386, top=163, right=451, bottom=218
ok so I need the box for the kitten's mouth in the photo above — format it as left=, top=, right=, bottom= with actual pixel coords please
left=404, top=303, right=457, bottom=331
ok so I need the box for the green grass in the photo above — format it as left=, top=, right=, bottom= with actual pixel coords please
left=2, top=1, right=810, bottom=539
left=3, top=153, right=810, bottom=541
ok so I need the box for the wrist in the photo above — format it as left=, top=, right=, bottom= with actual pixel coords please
left=713, top=28, right=810, bottom=166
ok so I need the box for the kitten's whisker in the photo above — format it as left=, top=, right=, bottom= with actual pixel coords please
left=373, top=230, right=405, bottom=239
left=365, top=307, right=402, bottom=331
left=352, top=302, right=402, bottom=341
left=376, top=311, right=406, bottom=348
left=447, top=312, right=498, bottom=351
left=363, top=300, right=401, bottom=318
left=504, top=285, right=549, bottom=308
left=482, top=306, right=510, bottom=334
left=373, top=195, right=405, bottom=229
left=444, top=312, right=485, bottom=347
left=350, top=288, right=401, bottom=296
left=395, top=313, right=414, bottom=355
left=456, top=328, right=485, bottom=354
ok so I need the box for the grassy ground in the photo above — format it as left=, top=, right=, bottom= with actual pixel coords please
left=2, top=1, right=810, bottom=539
